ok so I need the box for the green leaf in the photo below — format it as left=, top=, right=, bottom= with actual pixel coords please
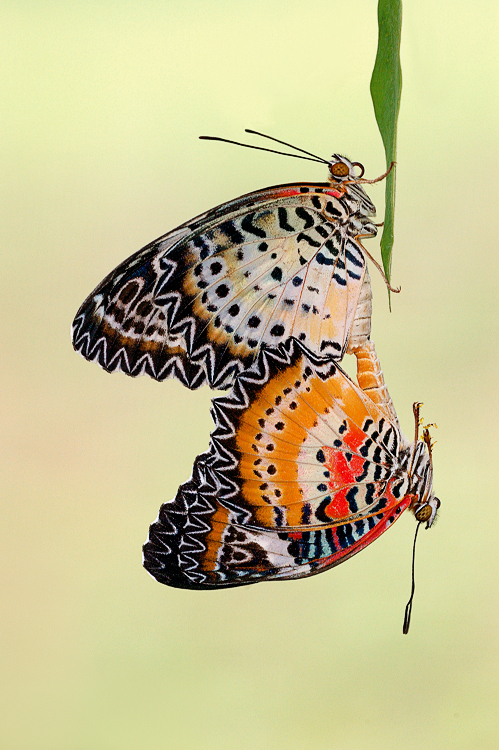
left=370, top=0, right=402, bottom=298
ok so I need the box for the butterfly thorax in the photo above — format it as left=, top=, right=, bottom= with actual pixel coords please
left=400, top=439, right=439, bottom=528
left=327, top=154, right=377, bottom=235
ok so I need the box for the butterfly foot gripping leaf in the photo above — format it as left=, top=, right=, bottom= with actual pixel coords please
left=143, top=339, right=440, bottom=588
left=72, top=155, right=379, bottom=390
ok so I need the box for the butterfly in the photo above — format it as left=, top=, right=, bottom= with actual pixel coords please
left=143, top=338, right=440, bottom=589
left=72, top=131, right=394, bottom=390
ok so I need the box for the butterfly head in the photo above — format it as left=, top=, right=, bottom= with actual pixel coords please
left=328, top=155, right=365, bottom=181
left=414, top=495, right=440, bottom=528
left=328, top=155, right=377, bottom=217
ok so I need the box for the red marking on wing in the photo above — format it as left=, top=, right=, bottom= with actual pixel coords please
left=265, top=187, right=343, bottom=200
left=341, top=423, right=367, bottom=452
left=322, top=444, right=365, bottom=486
left=324, top=488, right=351, bottom=519
left=320, top=441, right=369, bottom=518
left=310, top=493, right=413, bottom=570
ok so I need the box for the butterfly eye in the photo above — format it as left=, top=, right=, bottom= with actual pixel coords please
left=330, top=162, right=350, bottom=178
left=415, top=503, right=432, bottom=523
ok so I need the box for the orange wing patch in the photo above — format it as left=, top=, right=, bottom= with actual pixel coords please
left=230, top=351, right=398, bottom=528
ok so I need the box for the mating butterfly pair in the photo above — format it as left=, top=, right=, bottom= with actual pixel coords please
left=72, top=136, right=439, bottom=620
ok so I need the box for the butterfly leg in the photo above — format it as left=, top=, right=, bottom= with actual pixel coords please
left=354, top=237, right=401, bottom=293
left=352, top=341, right=399, bottom=425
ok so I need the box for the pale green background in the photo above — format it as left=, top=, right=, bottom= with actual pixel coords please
left=2, top=2, right=498, bottom=749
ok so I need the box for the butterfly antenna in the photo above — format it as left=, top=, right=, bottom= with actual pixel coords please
left=199, top=135, right=326, bottom=164
left=244, top=129, right=329, bottom=164
left=349, top=161, right=397, bottom=185
left=403, top=521, right=423, bottom=634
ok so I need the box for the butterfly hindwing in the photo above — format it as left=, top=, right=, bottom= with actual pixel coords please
left=144, top=482, right=412, bottom=589
left=143, top=339, right=414, bottom=589
left=72, top=179, right=377, bottom=389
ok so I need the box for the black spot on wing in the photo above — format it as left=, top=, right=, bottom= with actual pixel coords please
left=241, top=213, right=267, bottom=238
left=325, top=239, right=339, bottom=256
left=193, top=234, right=211, bottom=260
left=325, top=201, right=342, bottom=218
left=315, top=225, right=329, bottom=238
left=320, top=340, right=342, bottom=352
left=277, top=207, right=295, bottom=233
left=347, top=269, right=362, bottom=281
left=345, top=486, right=359, bottom=513
left=345, top=247, right=364, bottom=268
left=297, top=233, right=321, bottom=248
left=316, top=252, right=336, bottom=266
left=219, top=220, right=244, bottom=245
left=270, top=324, right=285, bottom=337
left=336, top=523, right=355, bottom=549
left=295, top=206, right=315, bottom=229
left=271, top=267, right=283, bottom=282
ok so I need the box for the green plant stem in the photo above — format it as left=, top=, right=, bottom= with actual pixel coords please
left=370, top=0, right=402, bottom=303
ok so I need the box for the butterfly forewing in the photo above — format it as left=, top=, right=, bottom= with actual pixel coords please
left=143, top=339, right=413, bottom=589
left=72, top=181, right=376, bottom=390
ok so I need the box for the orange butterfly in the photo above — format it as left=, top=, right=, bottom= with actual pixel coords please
left=143, top=339, right=439, bottom=588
